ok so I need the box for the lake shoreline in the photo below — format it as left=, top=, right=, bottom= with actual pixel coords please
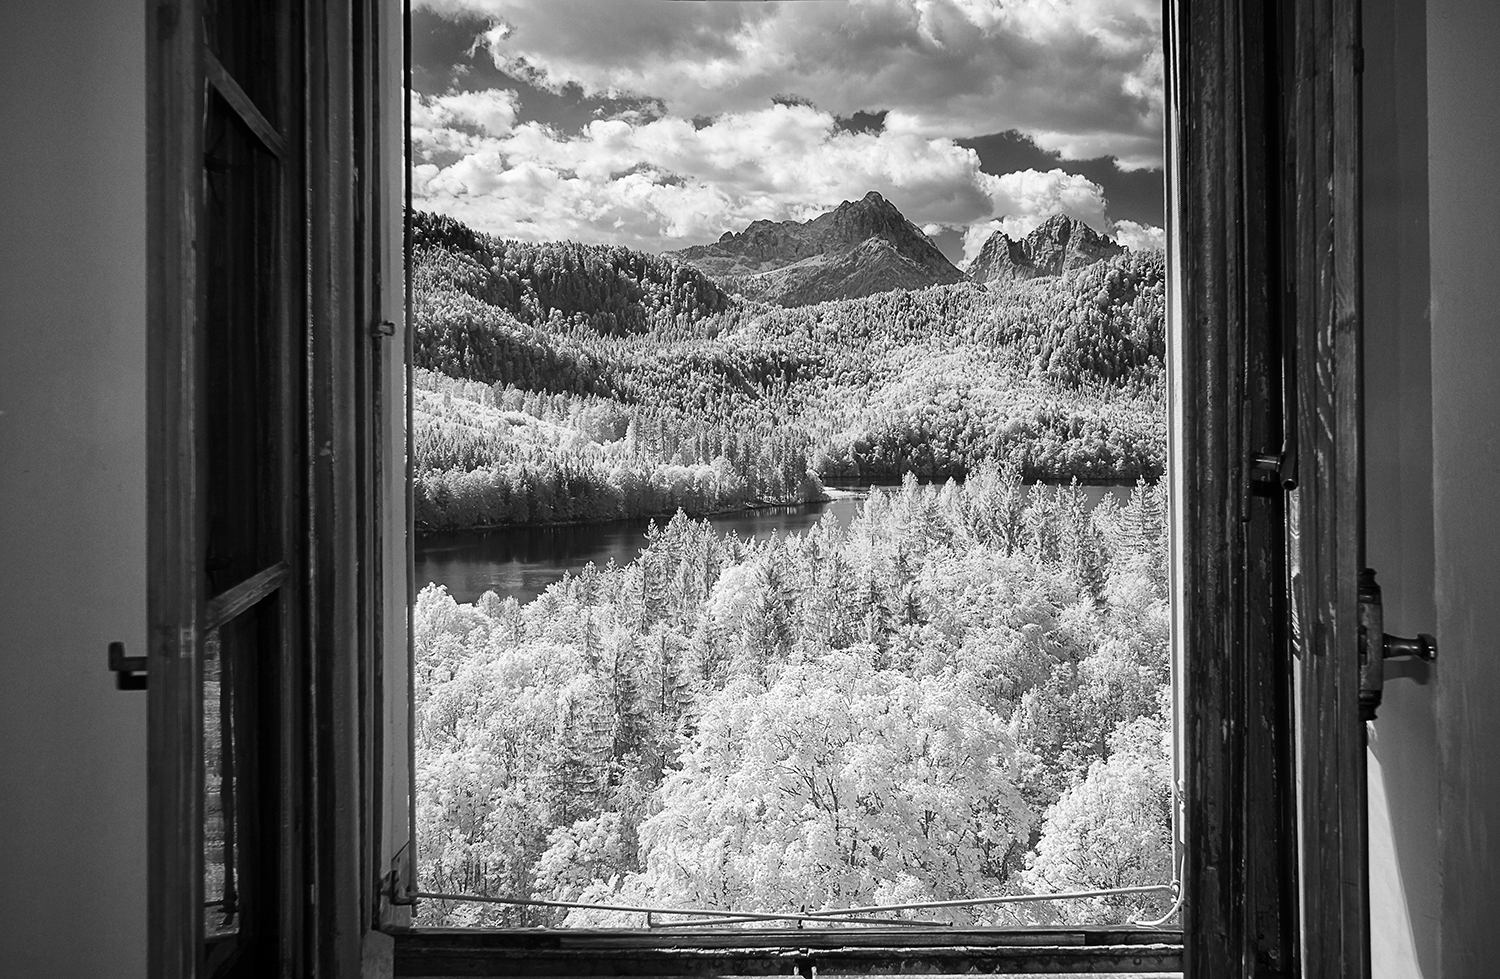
left=415, top=483, right=1141, bottom=604
left=414, top=479, right=1142, bottom=538
left=414, top=491, right=851, bottom=537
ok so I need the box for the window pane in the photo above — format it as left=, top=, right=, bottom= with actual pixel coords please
left=202, top=597, right=282, bottom=962
left=203, top=0, right=284, bottom=131
left=204, top=630, right=240, bottom=940
left=203, top=92, right=285, bottom=597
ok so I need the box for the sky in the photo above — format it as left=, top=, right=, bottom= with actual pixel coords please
left=410, top=0, right=1165, bottom=265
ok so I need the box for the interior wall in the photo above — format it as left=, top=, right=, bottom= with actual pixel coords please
left=1366, top=2, right=1500, bottom=977
left=1426, top=2, right=1500, bottom=978
left=0, top=0, right=149, bottom=976
left=1361, top=0, right=1440, bottom=976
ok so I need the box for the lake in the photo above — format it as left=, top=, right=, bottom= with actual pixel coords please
left=415, top=484, right=1136, bottom=604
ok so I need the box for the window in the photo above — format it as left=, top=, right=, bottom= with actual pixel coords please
left=402, top=0, right=1179, bottom=942
left=144, top=0, right=1372, bottom=976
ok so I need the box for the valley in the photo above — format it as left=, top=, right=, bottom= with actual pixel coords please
left=411, top=196, right=1166, bottom=533
left=410, top=194, right=1175, bottom=931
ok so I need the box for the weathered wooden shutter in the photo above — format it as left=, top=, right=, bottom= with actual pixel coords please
left=1169, top=0, right=1369, bottom=976
left=1282, top=0, right=1370, bottom=975
left=146, top=0, right=400, bottom=974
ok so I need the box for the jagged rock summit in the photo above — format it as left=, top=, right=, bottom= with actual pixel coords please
left=669, top=191, right=966, bottom=307
left=963, top=214, right=1125, bottom=287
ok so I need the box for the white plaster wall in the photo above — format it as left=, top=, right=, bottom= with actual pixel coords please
left=1427, top=2, right=1500, bottom=977
left=1362, top=0, right=1441, bottom=976
left=0, top=0, right=149, bottom=975
left=1366, top=2, right=1500, bottom=977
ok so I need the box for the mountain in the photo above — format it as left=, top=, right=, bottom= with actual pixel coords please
left=669, top=191, right=967, bottom=306
left=410, top=210, right=734, bottom=336
left=964, top=214, right=1125, bottom=287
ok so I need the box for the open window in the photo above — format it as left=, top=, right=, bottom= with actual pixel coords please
left=144, top=0, right=1373, bottom=975
left=400, top=0, right=1180, bottom=953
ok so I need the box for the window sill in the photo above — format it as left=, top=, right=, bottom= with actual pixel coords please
left=390, top=925, right=1184, bottom=976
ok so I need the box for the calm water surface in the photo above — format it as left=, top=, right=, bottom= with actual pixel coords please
left=416, top=497, right=867, bottom=604
left=415, top=484, right=1134, bottom=604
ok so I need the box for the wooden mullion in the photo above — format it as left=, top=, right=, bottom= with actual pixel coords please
left=1333, top=3, right=1369, bottom=978
left=1283, top=0, right=1370, bottom=974
left=1238, top=1, right=1300, bottom=973
left=352, top=0, right=388, bottom=933
left=147, top=0, right=207, bottom=976
left=352, top=0, right=371, bottom=932
left=1170, top=1, right=1305, bottom=976
left=1173, top=0, right=1241, bottom=971
left=274, top=0, right=310, bottom=973
left=205, top=47, right=289, bottom=160
left=204, top=561, right=290, bottom=631
left=306, top=0, right=367, bottom=969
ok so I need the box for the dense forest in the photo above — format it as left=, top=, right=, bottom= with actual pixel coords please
left=413, top=368, right=827, bottom=529
left=410, top=211, right=1166, bottom=530
left=415, top=472, right=1174, bottom=927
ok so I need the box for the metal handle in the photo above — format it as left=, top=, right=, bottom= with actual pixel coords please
left=108, top=641, right=147, bottom=690
left=1382, top=633, right=1437, bottom=662
left=1358, top=569, right=1437, bottom=720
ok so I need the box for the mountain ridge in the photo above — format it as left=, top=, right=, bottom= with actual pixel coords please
left=963, top=214, right=1125, bottom=287
left=668, top=191, right=967, bottom=307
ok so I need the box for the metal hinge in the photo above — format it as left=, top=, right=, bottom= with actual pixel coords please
left=1358, top=568, right=1437, bottom=721
left=107, top=641, right=148, bottom=690
left=371, top=319, right=397, bottom=339
left=388, top=847, right=419, bottom=907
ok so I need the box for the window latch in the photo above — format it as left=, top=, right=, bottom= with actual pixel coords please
left=1358, top=568, right=1437, bottom=721
left=108, top=641, right=147, bottom=691
left=1252, top=448, right=1297, bottom=491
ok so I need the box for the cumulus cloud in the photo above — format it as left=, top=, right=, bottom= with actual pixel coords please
left=412, top=93, right=1130, bottom=254
left=411, top=88, right=522, bottom=164
left=418, top=0, right=1163, bottom=170
left=1111, top=219, right=1165, bottom=252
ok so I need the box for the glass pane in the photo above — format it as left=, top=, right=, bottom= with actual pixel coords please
left=202, top=597, right=279, bottom=962
left=203, top=90, right=284, bottom=598
left=204, top=630, right=240, bottom=939
left=203, top=0, right=285, bottom=130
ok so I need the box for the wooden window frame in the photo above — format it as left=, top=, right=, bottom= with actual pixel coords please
left=146, top=0, right=406, bottom=973
left=146, top=0, right=1371, bottom=975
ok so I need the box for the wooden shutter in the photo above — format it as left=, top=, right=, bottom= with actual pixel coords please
left=147, top=0, right=401, bottom=974
left=148, top=0, right=309, bottom=974
left=1169, top=1, right=1369, bottom=976
left=1282, top=0, right=1370, bottom=975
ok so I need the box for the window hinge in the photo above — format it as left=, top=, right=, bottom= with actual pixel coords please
left=388, top=850, right=419, bottom=907
left=1358, top=568, right=1437, bottom=721
left=108, top=641, right=148, bottom=690
left=371, top=319, right=397, bottom=340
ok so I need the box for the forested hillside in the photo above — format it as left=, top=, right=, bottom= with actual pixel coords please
left=411, top=211, right=1166, bottom=531
left=412, top=210, right=735, bottom=339
left=410, top=208, right=1174, bottom=928
left=416, top=472, right=1174, bottom=927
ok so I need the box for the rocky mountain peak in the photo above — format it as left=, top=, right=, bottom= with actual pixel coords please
left=668, top=192, right=965, bottom=306
left=963, top=214, right=1124, bottom=287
